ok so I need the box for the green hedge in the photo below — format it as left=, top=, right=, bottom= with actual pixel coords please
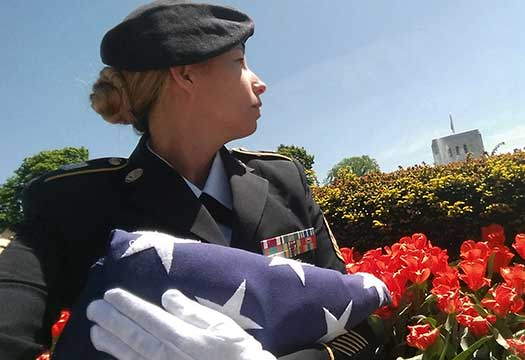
left=313, top=151, right=525, bottom=255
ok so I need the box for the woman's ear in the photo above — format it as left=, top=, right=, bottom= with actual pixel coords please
left=169, top=65, right=193, bottom=93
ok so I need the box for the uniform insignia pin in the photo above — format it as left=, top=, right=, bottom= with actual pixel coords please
left=125, top=168, right=143, bottom=183
left=108, top=158, right=122, bottom=166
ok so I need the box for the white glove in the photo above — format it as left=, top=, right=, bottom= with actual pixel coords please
left=86, top=288, right=277, bottom=360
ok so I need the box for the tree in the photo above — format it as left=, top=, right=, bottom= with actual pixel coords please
left=326, top=155, right=380, bottom=184
left=276, top=144, right=318, bottom=186
left=0, top=147, right=89, bottom=231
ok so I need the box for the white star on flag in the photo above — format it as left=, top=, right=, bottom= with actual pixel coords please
left=268, top=256, right=311, bottom=286
left=196, top=280, right=263, bottom=330
left=121, top=232, right=198, bottom=274
left=317, top=300, right=353, bottom=343
left=356, top=272, right=388, bottom=306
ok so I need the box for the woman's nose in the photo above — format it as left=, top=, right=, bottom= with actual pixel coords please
left=252, top=73, right=267, bottom=96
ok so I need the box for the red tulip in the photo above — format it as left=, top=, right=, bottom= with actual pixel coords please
left=356, top=248, right=384, bottom=274
left=406, top=324, right=440, bottom=350
left=35, top=353, right=50, bottom=360
left=513, top=233, right=525, bottom=261
left=410, top=233, right=430, bottom=250
left=488, top=245, right=514, bottom=274
left=457, top=296, right=479, bottom=317
left=51, top=309, right=71, bottom=340
left=481, top=284, right=524, bottom=317
left=500, top=264, right=525, bottom=294
left=375, top=305, right=396, bottom=319
left=459, top=259, right=490, bottom=291
left=379, top=271, right=407, bottom=309
left=432, top=266, right=460, bottom=289
left=456, top=295, right=496, bottom=337
left=401, top=251, right=432, bottom=285
left=481, top=223, right=506, bottom=248
left=339, top=247, right=354, bottom=264
left=456, top=313, right=496, bottom=337
left=507, top=335, right=525, bottom=357
left=429, top=246, right=450, bottom=276
left=460, top=240, right=490, bottom=262
left=339, top=247, right=363, bottom=274
left=431, top=284, right=460, bottom=314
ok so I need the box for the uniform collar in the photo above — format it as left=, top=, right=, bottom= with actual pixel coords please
left=145, top=141, right=232, bottom=210
left=124, top=136, right=227, bottom=246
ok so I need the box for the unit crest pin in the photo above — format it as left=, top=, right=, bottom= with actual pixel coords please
left=125, top=168, right=143, bottom=183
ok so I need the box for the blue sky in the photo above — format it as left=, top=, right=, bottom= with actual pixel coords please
left=1, top=0, right=524, bottom=184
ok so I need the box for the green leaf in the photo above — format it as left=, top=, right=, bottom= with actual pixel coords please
left=506, top=355, right=521, bottom=360
left=492, top=327, right=509, bottom=350
left=514, top=329, right=525, bottom=337
left=411, top=315, right=438, bottom=328
left=460, top=327, right=473, bottom=351
left=398, top=302, right=413, bottom=317
left=439, top=330, right=453, bottom=360
left=451, top=336, right=492, bottom=360
left=487, top=253, right=495, bottom=279
left=367, top=314, right=385, bottom=340
left=421, top=294, right=436, bottom=307
left=510, top=313, right=525, bottom=323
left=445, top=313, right=456, bottom=332
left=473, top=304, right=489, bottom=317
left=423, top=335, right=444, bottom=360
left=422, top=351, right=440, bottom=360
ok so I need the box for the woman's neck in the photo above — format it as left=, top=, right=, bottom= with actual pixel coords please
left=148, top=116, right=222, bottom=189
left=147, top=80, right=226, bottom=188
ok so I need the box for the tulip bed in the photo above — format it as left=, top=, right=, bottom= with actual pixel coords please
left=37, top=223, right=525, bottom=359
left=341, top=224, right=525, bottom=359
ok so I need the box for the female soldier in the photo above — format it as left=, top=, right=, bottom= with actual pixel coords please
left=0, top=1, right=387, bottom=359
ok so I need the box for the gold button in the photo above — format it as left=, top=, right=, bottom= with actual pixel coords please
left=109, top=158, right=123, bottom=166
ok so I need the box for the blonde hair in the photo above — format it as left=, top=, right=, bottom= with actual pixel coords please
left=90, top=67, right=170, bottom=133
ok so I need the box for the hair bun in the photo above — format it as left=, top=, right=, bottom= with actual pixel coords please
left=90, top=67, right=137, bottom=125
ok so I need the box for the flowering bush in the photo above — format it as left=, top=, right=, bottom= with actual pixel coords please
left=314, top=151, right=525, bottom=254
left=341, top=224, right=525, bottom=359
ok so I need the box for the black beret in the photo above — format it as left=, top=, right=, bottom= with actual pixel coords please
left=101, top=0, right=254, bottom=71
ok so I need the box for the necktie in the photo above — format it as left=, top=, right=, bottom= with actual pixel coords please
left=200, top=192, right=233, bottom=228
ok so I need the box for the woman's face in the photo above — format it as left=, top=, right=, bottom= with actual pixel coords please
left=192, top=47, right=267, bottom=142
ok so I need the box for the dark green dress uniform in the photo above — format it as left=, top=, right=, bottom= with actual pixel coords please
left=0, top=136, right=374, bottom=359
left=0, top=2, right=385, bottom=358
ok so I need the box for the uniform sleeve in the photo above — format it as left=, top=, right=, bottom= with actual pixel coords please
left=0, top=181, right=62, bottom=359
left=292, top=160, right=346, bottom=274
left=277, top=346, right=330, bottom=360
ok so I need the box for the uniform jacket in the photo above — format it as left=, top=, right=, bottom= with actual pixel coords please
left=0, top=136, right=349, bottom=359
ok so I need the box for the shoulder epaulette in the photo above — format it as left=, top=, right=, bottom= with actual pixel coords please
left=42, top=157, right=128, bottom=183
left=231, top=148, right=293, bottom=162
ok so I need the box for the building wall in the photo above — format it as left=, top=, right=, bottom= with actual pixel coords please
left=432, top=130, right=485, bottom=165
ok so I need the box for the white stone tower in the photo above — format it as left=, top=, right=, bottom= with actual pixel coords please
left=431, top=129, right=485, bottom=165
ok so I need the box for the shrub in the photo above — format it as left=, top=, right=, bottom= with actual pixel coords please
left=313, top=151, right=525, bottom=255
